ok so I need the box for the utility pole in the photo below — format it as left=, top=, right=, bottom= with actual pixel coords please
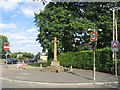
left=111, top=7, right=119, bottom=76
left=112, top=9, right=115, bottom=75
left=115, top=18, right=118, bottom=76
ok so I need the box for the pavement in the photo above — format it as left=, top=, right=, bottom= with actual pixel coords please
left=1, top=64, right=119, bottom=88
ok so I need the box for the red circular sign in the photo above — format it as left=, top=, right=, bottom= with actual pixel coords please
left=90, top=32, right=98, bottom=41
left=4, top=45, right=10, bottom=50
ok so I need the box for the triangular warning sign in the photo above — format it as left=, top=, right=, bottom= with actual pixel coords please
left=112, top=41, right=118, bottom=48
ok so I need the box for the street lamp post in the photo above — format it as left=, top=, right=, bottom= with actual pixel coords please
left=110, top=7, right=120, bottom=76
left=88, top=28, right=102, bottom=80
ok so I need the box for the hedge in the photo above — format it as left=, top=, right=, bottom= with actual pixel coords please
left=57, top=47, right=120, bottom=75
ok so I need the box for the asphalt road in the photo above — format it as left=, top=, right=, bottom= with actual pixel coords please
left=1, top=80, right=118, bottom=88
left=1, top=63, right=119, bottom=89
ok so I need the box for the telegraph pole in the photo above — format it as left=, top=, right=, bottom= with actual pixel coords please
left=112, top=9, right=115, bottom=75
left=115, top=18, right=118, bottom=76
left=111, top=7, right=119, bottom=76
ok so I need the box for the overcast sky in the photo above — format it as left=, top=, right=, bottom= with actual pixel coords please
left=0, top=0, right=51, bottom=55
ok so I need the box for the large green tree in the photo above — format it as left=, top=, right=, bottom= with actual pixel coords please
left=34, top=2, right=120, bottom=58
left=83, top=2, right=120, bottom=48
left=34, top=2, right=96, bottom=58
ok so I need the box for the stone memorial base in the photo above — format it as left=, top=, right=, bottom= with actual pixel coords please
left=51, top=61, right=60, bottom=66
left=42, top=66, right=64, bottom=73
left=42, top=61, right=64, bottom=73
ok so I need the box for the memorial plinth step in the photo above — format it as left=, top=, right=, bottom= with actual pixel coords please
left=42, top=66, right=64, bottom=73
left=51, top=61, right=60, bottom=66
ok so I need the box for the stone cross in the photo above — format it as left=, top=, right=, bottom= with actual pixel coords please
left=52, top=37, right=59, bottom=61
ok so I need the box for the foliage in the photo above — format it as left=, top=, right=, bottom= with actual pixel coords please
left=84, top=2, right=120, bottom=48
left=0, top=35, right=10, bottom=59
left=34, top=2, right=120, bottom=58
left=57, top=47, right=120, bottom=75
left=9, top=52, right=35, bottom=61
left=34, top=2, right=97, bottom=58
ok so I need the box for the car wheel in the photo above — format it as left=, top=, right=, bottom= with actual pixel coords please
left=11, top=62, right=13, bottom=64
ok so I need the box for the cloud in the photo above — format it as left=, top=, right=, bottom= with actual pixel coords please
left=11, top=34, right=26, bottom=40
left=0, top=0, right=50, bottom=17
left=0, top=0, right=44, bottom=15
left=19, top=2, right=45, bottom=17
left=1, top=31, right=37, bottom=41
left=11, top=14, right=17, bottom=18
left=26, top=28, right=37, bottom=33
left=0, top=0, right=33, bottom=12
left=1, top=32, right=28, bottom=40
left=0, top=23, right=17, bottom=29
left=1, top=0, right=34, bottom=2
left=27, top=45, right=40, bottom=47
left=0, top=1, right=19, bottom=11
left=17, top=40, right=35, bottom=44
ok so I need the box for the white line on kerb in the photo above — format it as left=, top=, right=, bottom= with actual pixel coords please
left=0, top=78, right=118, bottom=86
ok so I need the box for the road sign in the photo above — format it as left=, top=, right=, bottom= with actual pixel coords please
left=111, top=41, right=119, bottom=52
left=90, top=32, right=98, bottom=41
left=4, top=45, right=10, bottom=50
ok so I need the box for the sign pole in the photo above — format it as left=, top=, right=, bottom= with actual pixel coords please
left=93, top=41, right=97, bottom=80
left=115, top=17, right=118, bottom=76
left=112, top=9, right=115, bottom=75
left=5, top=50, right=8, bottom=68
left=93, top=29, right=96, bottom=81
left=115, top=53, right=117, bottom=76
left=89, top=28, right=102, bottom=80
left=4, top=44, right=10, bottom=68
left=93, top=45, right=96, bottom=80
left=112, top=8, right=119, bottom=76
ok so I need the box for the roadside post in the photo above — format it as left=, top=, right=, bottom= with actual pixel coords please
left=111, top=40, right=119, bottom=76
left=110, top=7, right=120, bottom=76
left=4, top=45, right=10, bottom=68
left=88, top=28, right=102, bottom=80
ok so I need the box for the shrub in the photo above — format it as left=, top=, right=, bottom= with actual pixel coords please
left=57, top=47, right=120, bottom=75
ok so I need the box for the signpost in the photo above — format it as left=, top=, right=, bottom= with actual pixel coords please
left=111, top=40, right=119, bottom=76
left=89, top=28, right=102, bottom=80
left=90, top=31, right=98, bottom=80
left=4, top=45, right=10, bottom=68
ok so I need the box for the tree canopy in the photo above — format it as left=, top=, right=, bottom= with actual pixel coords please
left=9, top=52, right=35, bottom=61
left=34, top=2, right=120, bottom=58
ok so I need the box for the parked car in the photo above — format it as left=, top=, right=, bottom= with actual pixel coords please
left=5, top=58, right=18, bottom=64
left=12, top=58, right=18, bottom=64
left=24, top=59, right=29, bottom=63
left=29, top=58, right=37, bottom=63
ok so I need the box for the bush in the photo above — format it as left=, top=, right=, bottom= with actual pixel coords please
left=57, top=47, right=120, bottom=75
